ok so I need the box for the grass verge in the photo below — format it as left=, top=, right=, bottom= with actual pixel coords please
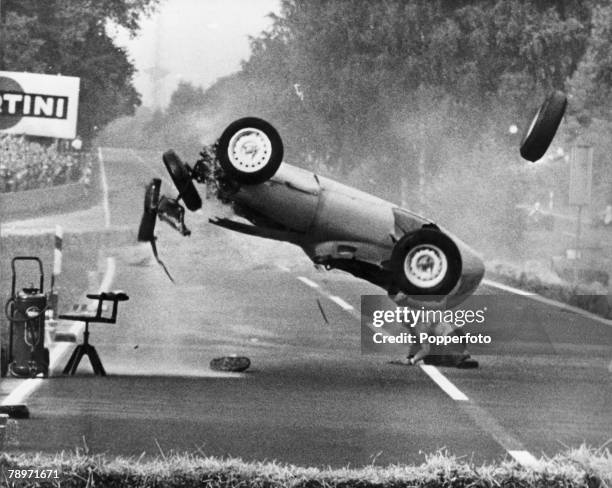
left=0, top=446, right=610, bottom=487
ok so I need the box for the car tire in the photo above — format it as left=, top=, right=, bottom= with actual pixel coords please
left=391, top=228, right=462, bottom=296
left=520, top=91, right=567, bottom=162
left=137, top=178, right=160, bottom=242
left=163, top=150, right=202, bottom=211
left=217, top=117, right=283, bottom=185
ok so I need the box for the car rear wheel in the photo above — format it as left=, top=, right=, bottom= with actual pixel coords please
left=163, top=150, right=202, bottom=211
left=392, top=228, right=462, bottom=296
left=217, top=117, right=283, bottom=185
left=520, top=91, right=567, bottom=162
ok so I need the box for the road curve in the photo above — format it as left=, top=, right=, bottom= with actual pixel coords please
left=1, top=147, right=610, bottom=468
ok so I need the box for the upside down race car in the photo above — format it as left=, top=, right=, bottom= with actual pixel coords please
left=138, top=92, right=566, bottom=309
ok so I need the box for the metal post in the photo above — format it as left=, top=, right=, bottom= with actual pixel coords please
left=574, top=205, right=583, bottom=282
left=0, top=0, right=4, bottom=71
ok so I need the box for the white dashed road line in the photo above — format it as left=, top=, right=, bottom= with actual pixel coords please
left=420, top=364, right=469, bottom=401
left=290, top=271, right=539, bottom=467
left=328, top=295, right=354, bottom=311
left=297, top=276, right=320, bottom=289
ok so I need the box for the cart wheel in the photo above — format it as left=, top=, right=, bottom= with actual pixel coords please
left=217, top=117, right=283, bottom=185
left=391, top=228, right=462, bottom=296
left=0, top=345, right=7, bottom=378
left=9, top=363, right=30, bottom=378
left=520, top=91, right=567, bottom=162
left=162, top=150, right=202, bottom=211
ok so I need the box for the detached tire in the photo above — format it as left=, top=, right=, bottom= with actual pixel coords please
left=137, top=178, right=160, bottom=242
left=217, top=117, right=283, bottom=185
left=520, top=91, right=567, bottom=162
left=391, top=228, right=462, bottom=296
left=163, top=150, right=202, bottom=211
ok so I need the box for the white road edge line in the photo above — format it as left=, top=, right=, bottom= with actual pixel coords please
left=1, top=378, right=44, bottom=407
left=328, top=295, right=354, bottom=311
left=99, top=257, right=116, bottom=291
left=508, top=450, right=540, bottom=467
left=98, top=147, right=111, bottom=229
left=297, top=276, right=319, bottom=289
left=483, top=278, right=612, bottom=327
left=1, top=257, right=116, bottom=407
left=420, top=364, right=469, bottom=401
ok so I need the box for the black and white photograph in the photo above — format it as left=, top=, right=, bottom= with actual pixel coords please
left=0, top=1, right=611, bottom=486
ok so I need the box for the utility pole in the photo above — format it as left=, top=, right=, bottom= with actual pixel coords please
left=0, top=0, right=4, bottom=335
left=0, top=0, right=5, bottom=71
left=145, top=13, right=169, bottom=109
left=568, top=145, right=593, bottom=283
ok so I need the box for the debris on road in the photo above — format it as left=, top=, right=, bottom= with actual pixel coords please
left=210, top=355, right=251, bottom=372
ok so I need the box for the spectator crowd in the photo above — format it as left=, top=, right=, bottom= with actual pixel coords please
left=0, top=134, right=92, bottom=193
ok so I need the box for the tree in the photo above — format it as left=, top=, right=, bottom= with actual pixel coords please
left=567, top=2, right=612, bottom=127
left=237, top=0, right=595, bottom=182
left=0, top=0, right=158, bottom=142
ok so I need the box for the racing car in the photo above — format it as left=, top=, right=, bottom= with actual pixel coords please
left=138, top=92, right=566, bottom=309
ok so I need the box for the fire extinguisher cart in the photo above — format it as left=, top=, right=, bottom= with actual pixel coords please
left=2, top=257, right=50, bottom=378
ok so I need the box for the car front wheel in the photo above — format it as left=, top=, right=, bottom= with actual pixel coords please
left=391, top=228, right=462, bottom=296
left=217, top=117, right=283, bottom=185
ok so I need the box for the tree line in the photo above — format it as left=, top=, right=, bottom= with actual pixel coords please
left=101, top=0, right=612, bottom=252
left=0, top=0, right=158, bottom=143
left=139, top=1, right=610, bottom=171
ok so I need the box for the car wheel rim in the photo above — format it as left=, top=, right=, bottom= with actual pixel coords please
left=403, top=244, right=448, bottom=289
left=227, top=128, right=272, bottom=173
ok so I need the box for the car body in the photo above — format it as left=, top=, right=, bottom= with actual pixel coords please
left=139, top=92, right=565, bottom=308
left=211, top=162, right=485, bottom=308
left=139, top=117, right=486, bottom=309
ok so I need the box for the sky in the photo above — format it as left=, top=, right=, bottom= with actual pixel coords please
left=113, top=0, right=281, bottom=109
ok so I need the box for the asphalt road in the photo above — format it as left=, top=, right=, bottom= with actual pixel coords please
left=1, top=147, right=611, bottom=467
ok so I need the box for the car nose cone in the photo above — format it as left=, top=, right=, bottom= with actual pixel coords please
left=462, top=245, right=485, bottom=292
left=445, top=242, right=485, bottom=308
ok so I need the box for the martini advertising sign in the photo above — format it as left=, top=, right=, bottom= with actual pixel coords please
left=0, top=71, right=80, bottom=139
